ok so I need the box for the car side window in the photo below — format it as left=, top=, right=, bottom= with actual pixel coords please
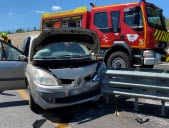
left=0, top=40, right=23, bottom=61
left=24, top=37, right=30, bottom=56
left=20, top=37, right=30, bottom=56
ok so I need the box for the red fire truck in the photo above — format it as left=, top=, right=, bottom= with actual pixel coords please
left=40, top=1, right=169, bottom=68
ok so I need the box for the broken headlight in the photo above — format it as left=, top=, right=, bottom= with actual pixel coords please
left=92, top=74, right=101, bottom=82
left=92, top=62, right=106, bottom=82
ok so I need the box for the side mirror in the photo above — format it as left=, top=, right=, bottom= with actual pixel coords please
left=19, top=55, right=27, bottom=62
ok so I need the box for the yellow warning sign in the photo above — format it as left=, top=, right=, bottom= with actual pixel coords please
left=154, top=29, right=169, bottom=42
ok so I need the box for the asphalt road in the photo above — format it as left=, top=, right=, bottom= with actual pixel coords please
left=154, top=63, right=169, bottom=70
left=1, top=64, right=169, bottom=128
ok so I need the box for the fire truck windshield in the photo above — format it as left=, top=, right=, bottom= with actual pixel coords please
left=146, top=6, right=166, bottom=31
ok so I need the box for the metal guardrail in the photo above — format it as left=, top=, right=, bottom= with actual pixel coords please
left=101, top=68, right=169, bottom=115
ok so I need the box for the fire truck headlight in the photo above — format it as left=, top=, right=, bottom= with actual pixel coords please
left=143, top=50, right=155, bottom=58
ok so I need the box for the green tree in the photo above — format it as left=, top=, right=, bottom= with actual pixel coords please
left=15, top=28, right=24, bottom=33
left=27, top=28, right=30, bottom=32
left=7, top=30, right=12, bottom=34
left=34, top=27, right=37, bottom=31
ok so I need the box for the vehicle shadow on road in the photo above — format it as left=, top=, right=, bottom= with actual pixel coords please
left=0, top=92, right=16, bottom=96
left=112, top=96, right=169, bottom=119
left=34, top=98, right=114, bottom=125
left=33, top=96, right=169, bottom=125
left=0, top=100, right=28, bottom=108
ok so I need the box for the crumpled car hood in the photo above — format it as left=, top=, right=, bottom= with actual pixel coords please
left=30, top=28, right=100, bottom=60
left=49, top=63, right=97, bottom=79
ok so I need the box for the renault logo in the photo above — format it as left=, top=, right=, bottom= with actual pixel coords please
left=77, top=78, right=83, bottom=85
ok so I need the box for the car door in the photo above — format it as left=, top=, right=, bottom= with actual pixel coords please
left=0, top=40, right=26, bottom=91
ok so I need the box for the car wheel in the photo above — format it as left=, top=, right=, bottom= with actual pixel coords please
left=107, top=51, right=131, bottom=68
left=27, top=84, right=41, bottom=112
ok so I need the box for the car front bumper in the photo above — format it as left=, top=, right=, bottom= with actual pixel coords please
left=33, top=82, right=101, bottom=109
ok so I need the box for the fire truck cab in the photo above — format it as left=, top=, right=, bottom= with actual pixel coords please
left=41, top=1, right=169, bottom=68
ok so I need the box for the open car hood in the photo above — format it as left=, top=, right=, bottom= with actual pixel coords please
left=30, top=28, right=100, bottom=59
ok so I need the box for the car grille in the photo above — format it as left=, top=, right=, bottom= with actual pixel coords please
left=84, top=75, right=93, bottom=81
left=59, top=79, right=74, bottom=86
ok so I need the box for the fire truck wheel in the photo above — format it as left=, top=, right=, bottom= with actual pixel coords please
left=107, top=51, right=131, bottom=68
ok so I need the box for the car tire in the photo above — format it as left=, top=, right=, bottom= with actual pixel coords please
left=27, top=85, right=41, bottom=112
left=0, top=91, right=4, bottom=93
left=107, top=51, right=131, bottom=68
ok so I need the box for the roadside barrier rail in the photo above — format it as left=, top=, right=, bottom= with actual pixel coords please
left=101, top=68, right=169, bottom=115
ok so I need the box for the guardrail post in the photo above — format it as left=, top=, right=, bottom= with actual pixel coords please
left=134, top=97, right=139, bottom=111
left=135, top=65, right=140, bottom=71
left=160, top=101, right=166, bottom=116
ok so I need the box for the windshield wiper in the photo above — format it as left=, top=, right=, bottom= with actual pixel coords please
left=33, top=55, right=91, bottom=60
left=57, top=55, right=91, bottom=59
left=56, top=55, right=80, bottom=59
left=131, top=26, right=143, bottom=30
left=33, top=57, right=58, bottom=60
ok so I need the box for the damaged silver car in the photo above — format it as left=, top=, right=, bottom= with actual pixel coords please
left=22, top=28, right=105, bottom=111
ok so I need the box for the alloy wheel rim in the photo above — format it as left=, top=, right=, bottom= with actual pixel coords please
left=112, top=57, right=125, bottom=68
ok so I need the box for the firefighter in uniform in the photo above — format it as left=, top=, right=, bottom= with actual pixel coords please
left=0, top=32, right=12, bottom=60
left=1, top=32, right=12, bottom=44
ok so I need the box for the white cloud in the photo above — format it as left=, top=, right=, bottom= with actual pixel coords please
left=9, top=13, right=12, bottom=15
left=36, top=10, right=45, bottom=14
left=51, top=6, right=62, bottom=11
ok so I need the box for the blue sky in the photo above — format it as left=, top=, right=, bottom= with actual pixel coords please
left=0, top=0, right=168, bottom=32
